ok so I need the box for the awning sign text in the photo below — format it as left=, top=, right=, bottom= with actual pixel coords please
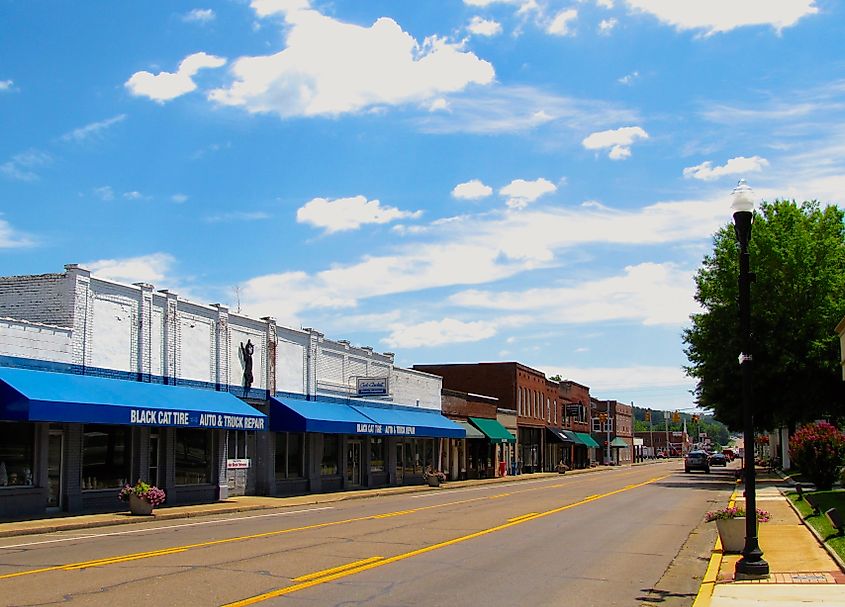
left=129, top=408, right=266, bottom=430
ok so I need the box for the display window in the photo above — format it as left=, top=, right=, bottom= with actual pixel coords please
left=274, top=432, right=304, bottom=480
left=0, top=422, right=35, bottom=487
left=321, top=434, right=339, bottom=476
left=82, top=425, right=131, bottom=490
left=369, top=438, right=384, bottom=473
left=175, top=429, right=213, bottom=485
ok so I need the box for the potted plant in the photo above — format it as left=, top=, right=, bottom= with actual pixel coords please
left=118, top=480, right=166, bottom=515
left=705, top=506, right=770, bottom=553
left=423, top=467, right=447, bottom=487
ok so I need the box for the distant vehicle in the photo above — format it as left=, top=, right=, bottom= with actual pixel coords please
left=722, top=449, right=735, bottom=461
left=655, top=451, right=667, bottom=459
left=685, top=450, right=710, bottom=473
left=709, top=453, right=728, bottom=467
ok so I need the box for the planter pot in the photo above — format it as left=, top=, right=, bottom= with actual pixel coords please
left=129, top=493, right=154, bottom=516
left=426, top=476, right=441, bottom=487
left=716, top=518, right=755, bottom=553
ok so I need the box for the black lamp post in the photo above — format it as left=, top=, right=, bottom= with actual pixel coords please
left=731, top=179, right=769, bottom=578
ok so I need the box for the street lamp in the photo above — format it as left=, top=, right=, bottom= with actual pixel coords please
left=731, top=179, right=769, bottom=578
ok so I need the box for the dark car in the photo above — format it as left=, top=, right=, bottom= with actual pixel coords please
left=709, top=453, right=728, bottom=467
left=685, top=450, right=710, bottom=473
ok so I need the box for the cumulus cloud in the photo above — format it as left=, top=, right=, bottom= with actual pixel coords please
left=93, top=186, right=115, bottom=201
left=683, top=156, right=769, bottom=181
left=0, top=215, right=33, bottom=248
left=125, top=52, right=226, bottom=102
left=468, top=16, right=503, bottom=36
left=624, top=0, right=818, bottom=35
left=452, top=179, right=493, bottom=200
left=296, top=195, right=422, bottom=234
left=61, top=114, right=126, bottom=143
left=428, top=98, right=449, bottom=112
left=0, top=80, right=16, bottom=92
left=599, top=18, right=617, bottom=34
left=582, top=125, right=649, bottom=159
left=383, top=318, right=497, bottom=348
left=183, top=8, right=216, bottom=23
left=85, top=253, right=176, bottom=285
left=499, top=178, right=557, bottom=209
left=618, top=71, right=639, bottom=85
left=546, top=9, right=578, bottom=35
left=0, top=149, right=51, bottom=181
left=208, top=6, right=494, bottom=117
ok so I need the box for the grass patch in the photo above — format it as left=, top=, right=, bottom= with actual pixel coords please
left=788, top=489, right=845, bottom=561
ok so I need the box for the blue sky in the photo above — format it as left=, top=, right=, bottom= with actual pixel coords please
left=1, top=0, right=843, bottom=412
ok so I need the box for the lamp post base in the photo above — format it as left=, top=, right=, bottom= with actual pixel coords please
left=735, top=556, right=770, bottom=579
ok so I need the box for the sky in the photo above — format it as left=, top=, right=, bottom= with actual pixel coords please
left=1, top=0, right=843, bottom=413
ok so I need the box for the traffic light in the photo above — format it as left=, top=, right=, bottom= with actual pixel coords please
left=672, top=411, right=681, bottom=423
left=691, top=414, right=700, bottom=423
left=645, top=410, right=651, bottom=422
left=599, top=412, right=608, bottom=422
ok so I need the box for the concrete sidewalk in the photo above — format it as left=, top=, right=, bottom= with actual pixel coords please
left=695, top=474, right=845, bottom=606
left=0, top=467, right=617, bottom=538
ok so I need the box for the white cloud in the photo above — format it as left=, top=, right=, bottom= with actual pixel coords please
left=428, top=97, right=449, bottom=112
left=61, top=114, right=126, bottom=143
left=125, top=52, right=226, bottom=103
left=596, top=0, right=615, bottom=8
left=251, top=0, right=311, bottom=16
left=599, top=18, right=617, bottom=34
left=183, top=8, right=216, bottom=23
left=452, top=179, right=493, bottom=200
left=171, top=193, right=189, bottom=204
left=499, top=178, right=557, bottom=209
left=85, top=253, right=176, bottom=286
left=0, top=149, right=51, bottom=181
left=683, top=156, right=769, bottom=181
left=383, top=318, right=497, bottom=348
left=468, top=16, right=502, bottom=36
left=0, top=216, right=33, bottom=248
left=582, top=125, right=649, bottom=159
left=415, top=85, right=637, bottom=135
left=546, top=9, right=578, bottom=35
left=93, top=186, right=115, bottom=201
left=122, top=191, right=145, bottom=200
left=296, top=195, right=422, bottom=233
left=539, top=365, right=691, bottom=392
left=618, top=70, right=639, bottom=85
left=624, top=0, right=818, bottom=35
left=0, top=80, right=16, bottom=92
left=209, top=7, right=494, bottom=118
left=451, top=262, right=698, bottom=326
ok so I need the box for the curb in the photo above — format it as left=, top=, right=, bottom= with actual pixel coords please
left=691, top=485, right=741, bottom=607
left=0, top=465, right=620, bottom=539
left=780, top=486, right=845, bottom=574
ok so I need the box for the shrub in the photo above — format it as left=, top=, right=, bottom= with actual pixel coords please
left=789, top=422, right=845, bottom=490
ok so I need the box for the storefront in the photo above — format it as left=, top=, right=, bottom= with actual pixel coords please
left=451, top=420, right=486, bottom=479
left=545, top=427, right=573, bottom=471
left=469, top=417, right=515, bottom=477
left=518, top=425, right=543, bottom=473
left=267, top=395, right=464, bottom=495
left=0, top=366, right=266, bottom=519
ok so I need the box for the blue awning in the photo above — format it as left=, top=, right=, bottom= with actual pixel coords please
left=351, top=402, right=465, bottom=438
left=268, top=395, right=374, bottom=434
left=0, top=366, right=267, bottom=430
left=269, top=395, right=465, bottom=438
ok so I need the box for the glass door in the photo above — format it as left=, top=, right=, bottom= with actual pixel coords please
left=346, top=441, right=362, bottom=487
left=47, top=431, right=63, bottom=510
left=395, top=443, right=404, bottom=484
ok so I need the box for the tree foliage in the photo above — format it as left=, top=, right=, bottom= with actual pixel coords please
left=683, top=200, right=845, bottom=430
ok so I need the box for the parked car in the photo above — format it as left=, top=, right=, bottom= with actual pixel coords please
left=709, top=453, right=728, bottom=467
left=685, top=450, right=710, bottom=473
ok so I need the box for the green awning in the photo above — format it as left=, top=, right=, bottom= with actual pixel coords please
left=561, top=429, right=583, bottom=445
left=610, top=437, right=629, bottom=448
left=576, top=432, right=600, bottom=448
left=454, top=420, right=485, bottom=439
left=469, top=417, right=516, bottom=444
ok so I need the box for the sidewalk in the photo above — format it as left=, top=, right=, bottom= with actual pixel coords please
left=695, top=472, right=845, bottom=606
left=0, top=467, right=616, bottom=538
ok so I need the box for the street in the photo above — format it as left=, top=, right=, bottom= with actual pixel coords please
left=0, top=462, right=736, bottom=607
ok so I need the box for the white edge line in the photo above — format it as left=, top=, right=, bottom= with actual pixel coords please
left=0, top=507, right=335, bottom=549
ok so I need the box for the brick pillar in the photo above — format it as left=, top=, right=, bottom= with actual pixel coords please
left=64, top=264, right=91, bottom=370
left=159, top=290, right=179, bottom=383
left=134, top=282, right=154, bottom=382
left=212, top=304, right=230, bottom=391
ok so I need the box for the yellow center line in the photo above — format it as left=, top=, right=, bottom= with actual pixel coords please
left=292, top=557, right=384, bottom=583
left=223, top=474, right=671, bottom=607
left=0, top=467, right=657, bottom=580
left=507, top=512, right=539, bottom=522
left=488, top=493, right=510, bottom=499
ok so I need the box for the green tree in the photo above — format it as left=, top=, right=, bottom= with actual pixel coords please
left=683, top=200, right=845, bottom=430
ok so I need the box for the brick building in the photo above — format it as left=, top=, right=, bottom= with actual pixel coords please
left=591, top=399, right=634, bottom=465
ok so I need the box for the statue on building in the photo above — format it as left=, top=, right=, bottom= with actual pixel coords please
left=240, top=339, right=254, bottom=397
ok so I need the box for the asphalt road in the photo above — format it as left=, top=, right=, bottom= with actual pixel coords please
left=0, top=461, right=737, bottom=607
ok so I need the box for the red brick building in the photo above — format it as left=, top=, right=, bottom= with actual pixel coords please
left=559, top=380, right=595, bottom=468
left=440, top=389, right=503, bottom=480
left=591, top=399, right=634, bottom=465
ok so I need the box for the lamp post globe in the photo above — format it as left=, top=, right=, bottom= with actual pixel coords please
left=731, top=179, right=769, bottom=578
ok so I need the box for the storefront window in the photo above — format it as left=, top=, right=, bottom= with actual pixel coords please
left=82, top=425, right=131, bottom=490
left=0, top=422, right=35, bottom=487
left=274, top=432, right=304, bottom=480
left=369, top=438, right=384, bottom=473
left=175, top=429, right=212, bottom=485
left=321, top=434, right=339, bottom=476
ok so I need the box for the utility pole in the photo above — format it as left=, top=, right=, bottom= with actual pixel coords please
left=665, top=413, right=670, bottom=456
left=647, top=409, right=653, bottom=458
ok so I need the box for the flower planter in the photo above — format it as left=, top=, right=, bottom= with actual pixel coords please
left=426, top=476, right=441, bottom=487
left=716, top=517, right=754, bottom=553
left=129, top=492, right=154, bottom=516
